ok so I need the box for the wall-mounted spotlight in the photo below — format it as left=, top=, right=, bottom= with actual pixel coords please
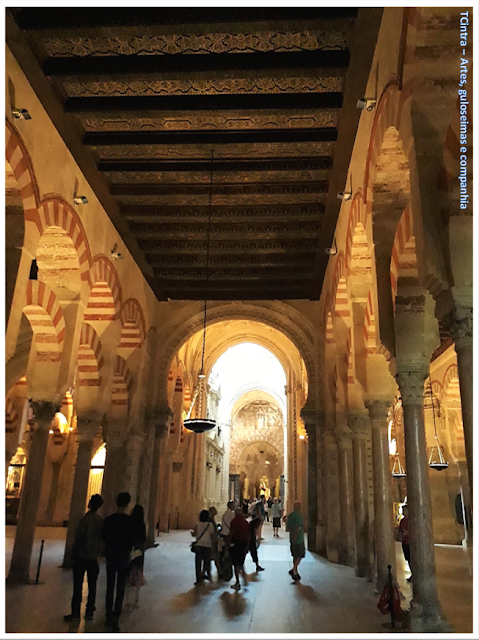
left=73, top=195, right=89, bottom=205
left=356, top=98, right=377, bottom=112
left=299, top=434, right=306, bottom=440
left=111, top=242, right=123, bottom=260
left=12, top=108, right=32, bottom=120
left=337, top=191, right=352, bottom=201
left=325, top=237, right=338, bottom=256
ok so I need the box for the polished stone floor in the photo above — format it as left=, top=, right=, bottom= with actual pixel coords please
left=4, top=521, right=474, bottom=635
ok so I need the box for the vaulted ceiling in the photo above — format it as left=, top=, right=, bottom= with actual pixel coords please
left=7, top=8, right=383, bottom=301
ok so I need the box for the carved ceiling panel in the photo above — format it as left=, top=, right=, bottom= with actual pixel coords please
left=9, top=7, right=380, bottom=300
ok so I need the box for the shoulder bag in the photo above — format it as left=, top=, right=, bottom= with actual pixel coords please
left=190, top=522, right=210, bottom=553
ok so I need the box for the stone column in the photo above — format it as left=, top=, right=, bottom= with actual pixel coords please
left=301, top=410, right=319, bottom=552
left=322, top=430, right=341, bottom=563
left=366, top=399, right=396, bottom=590
left=146, top=410, right=172, bottom=547
left=7, top=401, right=58, bottom=583
left=450, top=306, right=473, bottom=502
left=348, top=411, right=371, bottom=577
left=62, top=412, right=101, bottom=568
left=396, top=367, right=451, bottom=632
left=123, top=431, right=146, bottom=503
left=102, top=431, right=126, bottom=517
left=336, top=428, right=355, bottom=567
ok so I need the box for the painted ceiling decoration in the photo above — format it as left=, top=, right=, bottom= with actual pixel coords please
left=7, top=7, right=382, bottom=301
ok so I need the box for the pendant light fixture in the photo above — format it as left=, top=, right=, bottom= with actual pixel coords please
left=183, top=150, right=217, bottom=435
left=426, top=375, right=449, bottom=471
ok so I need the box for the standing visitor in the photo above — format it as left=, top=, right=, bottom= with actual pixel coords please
left=227, top=508, right=250, bottom=591
left=271, top=497, right=283, bottom=537
left=103, top=492, right=135, bottom=632
left=192, top=510, right=215, bottom=585
left=264, top=497, right=269, bottom=522
left=398, top=504, right=412, bottom=582
left=248, top=516, right=265, bottom=572
left=286, top=501, right=305, bottom=581
left=209, top=506, right=222, bottom=580
left=127, top=504, right=147, bottom=608
left=253, top=495, right=266, bottom=541
left=63, top=494, right=104, bottom=623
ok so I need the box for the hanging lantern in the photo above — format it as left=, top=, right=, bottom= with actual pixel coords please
left=425, top=376, right=449, bottom=471
left=183, top=151, right=217, bottom=435
left=391, top=454, right=406, bottom=478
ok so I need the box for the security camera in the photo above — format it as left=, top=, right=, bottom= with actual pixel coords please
left=12, top=108, right=32, bottom=120
left=73, top=195, right=89, bottom=205
left=356, top=98, right=376, bottom=112
left=111, top=250, right=123, bottom=260
left=337, top=191, right=352, bottom=201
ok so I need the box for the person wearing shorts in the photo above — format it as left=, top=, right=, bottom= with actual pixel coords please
left=286, top=501, right=305, bottom=581
left=227, top=508, right=250, bottom=591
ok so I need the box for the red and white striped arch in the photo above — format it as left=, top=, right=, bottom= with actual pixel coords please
left=78, top=323, right=104, bottom=388
left=346, top=328, right=354, bottom=384
left=345, top=192, right=367, bottom=271
left=111, top=356, right=131, bottom=413
left=330, top=253, right=351, bottom=325
left=35, top=197, right=92, bottom=286
left=364, top=290, right=377, bottom=356
left=24, top=281, right=65, bottom=362
left=118, top=299, right=146, bottom=351
left=5, top=120, right=39, bottom=221
left=390, top=206, right=418, bottom=301
left=85, top=256, right=122, bottom=323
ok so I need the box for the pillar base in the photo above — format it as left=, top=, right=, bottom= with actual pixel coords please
left=409, top=601, right=453, bottom=633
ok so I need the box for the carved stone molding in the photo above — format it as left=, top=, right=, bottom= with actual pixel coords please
left=30, top=401, right=60, bottom=427
left=347, top=412, right=371, bottom=440
left=449, top=306, right=473, bottom=346
left=396, top=369, right=429, bottom=405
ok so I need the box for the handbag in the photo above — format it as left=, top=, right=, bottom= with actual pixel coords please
left=190, top=522, right=210, bottom=553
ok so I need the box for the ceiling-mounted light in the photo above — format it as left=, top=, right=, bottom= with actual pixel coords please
left=356, top=98, right=377, bottom=111
left=426, top=376, right=449, bottom=472
left=73, top=195, right=88, bottom=205
left=183, top=150, right=217, bottom=435
left=12, top=108, right=32, bottom=120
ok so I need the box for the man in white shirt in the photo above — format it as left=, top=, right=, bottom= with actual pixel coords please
left=220, top=501, right=235, bottom=539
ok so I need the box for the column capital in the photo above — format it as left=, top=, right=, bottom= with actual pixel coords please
left=396, top=368, right=429, bottom=405
left=335, top=426, right=353, bottom=449
left=147, top=408, right=173, bottom=439
left=77, top=411, right=103, bottom=440
left=449, top=306, right=473, bottom=347
left=347, top=411, right=371, bottom=439
left=300, top=408, right=324, bottom=435
left=30, top=400, right=60, bottom=427
left=365, top=399, right=391, bottom=423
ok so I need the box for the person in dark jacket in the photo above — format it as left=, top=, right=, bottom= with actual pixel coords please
left=127, top=504, right=147, bottom=608
left=248, top=516, right=265, bottom=572
left=64, top=494, right=104, bottom=622
left=103, top=492, right=135, bottom=632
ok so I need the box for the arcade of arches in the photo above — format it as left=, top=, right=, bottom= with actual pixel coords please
left=4, top=6, right=474, bottom=635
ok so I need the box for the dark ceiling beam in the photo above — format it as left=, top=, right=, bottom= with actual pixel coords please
left=99, top=157, right=332, bottom=173
left=141, top=241, right=318, bottom=253
left=45, top=50, right=350, bottom=76
left=309, top=7, right=384, bottom=299
left=132, top=226, right=320, bottom=241
left=5, top=10, right=165, bottom=301
left=112, top=181, right=329, bottom=196
left=148, top=256, right=315, bottom=268
left=86, top=128, right=338, bottom=146
left=65, top=92, right=343, bottom=113
left=14, top=7, right=358, bottom=29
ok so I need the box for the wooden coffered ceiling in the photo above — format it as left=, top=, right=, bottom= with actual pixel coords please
left=7, top=8, right=383, bottom=301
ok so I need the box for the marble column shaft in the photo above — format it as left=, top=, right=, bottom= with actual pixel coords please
left=348, top=412, right=371, bottom=578
left=337, top=431, right=355, bottom=567
left=397, top=368, right=449, bottom=632
left=8, top=401, right=58, bottom=583
left=102, top=432, right=126, bottom=517
left=62, top=413, right=101, bottom=568
left=452, top=312, right=473, bottom=502
left=123, top=431, right=146, bottom=503
left=146, top=410, right=172, bottom=546
left=367, top=400, right=396, bottom=589
left=305, top=423, right=318, bottom=552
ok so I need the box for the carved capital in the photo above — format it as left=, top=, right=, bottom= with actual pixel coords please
left=396, top=368, right=429, bottom=405
left=77, top=411, right=103, bottom=441
left=148, top=408, right=174, bottom=439
left=30, top=401, right=60, bottom=427
left=347, top=412, right=371, bottom=440
left=450, top=306, right=473, bottom=346
left=335, top=426, right=352, bottom=449
left=365, top=399, right=390, bottom=425
left=300, top=409, right=324, bottom=435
